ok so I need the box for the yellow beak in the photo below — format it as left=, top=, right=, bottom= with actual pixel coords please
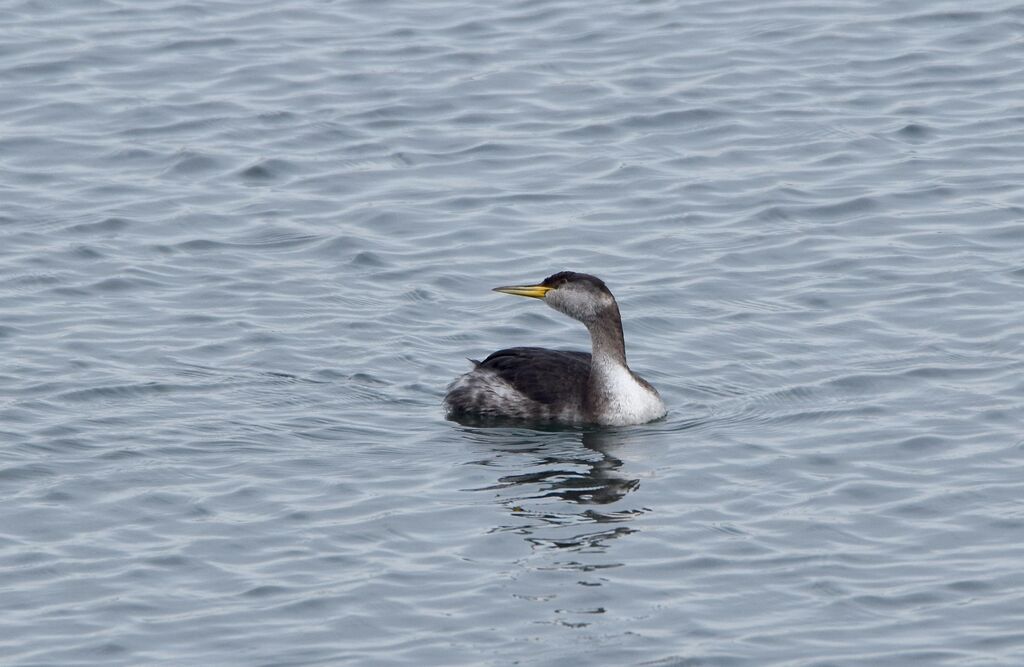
left=492, top=283, right=552, bottom=299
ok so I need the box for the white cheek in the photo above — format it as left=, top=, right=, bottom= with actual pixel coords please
left=546, top=290, right=592, bottom=321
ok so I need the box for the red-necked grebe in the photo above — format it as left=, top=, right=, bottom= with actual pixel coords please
left=444, top=271, right=667, bottom=426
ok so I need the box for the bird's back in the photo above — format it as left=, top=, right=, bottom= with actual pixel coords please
left=445, top=347, right=591, bottom=422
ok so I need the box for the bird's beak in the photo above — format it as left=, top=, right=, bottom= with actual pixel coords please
left=492, top=283, right=553, bottom=299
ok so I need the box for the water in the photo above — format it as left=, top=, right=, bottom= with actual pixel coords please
left=2, top=0, right=1024, bottom=664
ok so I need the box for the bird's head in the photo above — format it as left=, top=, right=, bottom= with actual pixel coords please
left=493, top=271, right=617, bottom=325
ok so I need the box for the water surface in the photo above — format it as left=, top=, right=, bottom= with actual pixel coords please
left=2, top=0, right=1024, bottom=664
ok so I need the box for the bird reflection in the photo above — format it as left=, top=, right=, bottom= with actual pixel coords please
left=496, top=430, right=638, bottom=506
left=462, top=426, right=647, bottom=544
left=459, top=425, right=649, bottom=621
left=456, top=421, right=665, bottom=629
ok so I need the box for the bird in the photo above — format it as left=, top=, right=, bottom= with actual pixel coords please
left=444, top=271, right=667, bottom=426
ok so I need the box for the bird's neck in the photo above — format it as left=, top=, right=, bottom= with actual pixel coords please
left=583, top=305, right=666, bottom=425
left=586, top=307, right=628, bottom=370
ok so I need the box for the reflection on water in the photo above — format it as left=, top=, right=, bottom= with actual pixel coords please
left=463, top=427, right=646, bottom=552
left=459, top=427, right=655, bottom=629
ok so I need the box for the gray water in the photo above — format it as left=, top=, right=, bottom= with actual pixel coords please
left=2, top=0, right=1024, bottom=664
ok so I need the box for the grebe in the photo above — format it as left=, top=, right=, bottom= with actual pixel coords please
left=444, top=271, right=666, bottom=426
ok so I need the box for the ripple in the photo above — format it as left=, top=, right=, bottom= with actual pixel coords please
left=2, top=0, right=1024, bottom=665
left=238, top=158, right=297, bottom=182
left=66, top=217, right=132, bottom=236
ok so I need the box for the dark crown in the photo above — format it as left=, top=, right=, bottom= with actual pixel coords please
left=540, top=271, right=610, bottom=294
